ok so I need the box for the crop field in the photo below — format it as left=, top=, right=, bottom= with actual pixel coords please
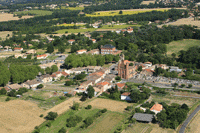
left=167, top=39, right=200, bottom=55
left=56, top=28, right=96, bottom=33
left=101, top=24, right=141, bottom=29
left=57, top=23, right=85, bottom=26
left=141, top=0, right=155, bottom=5
left=57, top=6, right=84, bottom=10
left=0, top=13, right=33, bottom=22
left=13, top=10, right=53, bottom=16
left=0, top=100, right=45, bottom=133
left=86, top=98, right=135, bottom=112
left=185, top=112, right=200, bottom=133
left=85, top=8, right=168, bottom=17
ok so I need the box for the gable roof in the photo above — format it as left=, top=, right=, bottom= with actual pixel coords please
left=133, top=113, right=154, bottom=122
left=150, top=104, right=163, bottom=112
left=121, top=92, right=130, bottom=96
left=77, top=49, right=87, bottom=53
left=145, top=69, right=155, bottom=73
left=116, top=83, right=125, bottom=88
left=96, top=81, right=109, bottom=86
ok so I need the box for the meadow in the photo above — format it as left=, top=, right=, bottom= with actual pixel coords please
left=167, top=39, right=200, bottom=55
left=57, top=23, right=85, bottom=26
left=56, top=6, right=84, bottom=10
left=56, top=28, right=96, bottom=34
left=13, top=10, right=53, bottom=16
left=0, top=13, right=33, bottom=22
left=85, top=8, right=168, bottom=17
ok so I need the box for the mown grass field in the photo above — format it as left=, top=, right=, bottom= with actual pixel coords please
left=85, top=9, right=168, bottom=17
left=14, top=10, right=53, bottom=16
left=56, top=28, right=96, bottom=33
left=167, top=39, right=200, bottom=55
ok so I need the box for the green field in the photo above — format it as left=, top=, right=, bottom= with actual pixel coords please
left=167, top=39, right=200, bottom=55
left=56, top=28, right=96, bottom=33
left=85, top=9, right=168, bottom=17
left=101, top=24, right=141, bottom=29
left=14, top=10, right=53, bottom=16
left=56, top=6, right=84, bottom=10
left=57, top=23, right=85, bottom=26
left=38, top=108, right=126, bottom=133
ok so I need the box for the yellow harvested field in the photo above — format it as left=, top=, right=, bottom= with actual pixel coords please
left=57, top=23, right=85, bottom=26
left=0, top=13, right=33, bottom=22
left=44, top=97, right=81, bottom=116
left=0, top=100, right=45, bottom=133
left=158, top=17, right=200, bottom=28
left=185, top=111, right=200, bottom=133
left=0, top=31, right=12, bottom=40
left=86, top=98, right=134, bottom=112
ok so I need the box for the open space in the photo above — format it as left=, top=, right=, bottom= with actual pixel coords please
left=141, top=0, right=155, bottom=5
left=0, top=13, right=33, bottom=22
left=0, top=31, right=12, bottom=40
left=86, top=98, right=135, bottom=112
left=56, top=28, right=96, bottom=34
left=0, top=100, right=45, bottom=133
left=13, top=10, right=53, bottom=16
left=167, top=39, right=200, bottom=55
left=185, top=111, right=200, bottom=133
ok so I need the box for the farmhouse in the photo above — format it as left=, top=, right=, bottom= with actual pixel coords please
left=100, top=44, right=122, bottom=55
left=6, top=84, right=22, bottom=91
left=76, top=49, right=87, bottom=54
left=21, top=79, right=41, bottom=89
left=39, top=74, right=52, bottom=83
left=121, top=92, right=131, bottom=101
left=116, top=83, right=126, bottom=90
left=133, top=113, right=154, bottom=123
left=150, top=103, right=163, bottom=114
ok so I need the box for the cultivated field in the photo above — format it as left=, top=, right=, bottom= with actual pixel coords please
left=167, top=39, right=200, bottom=55
left=13, top=10, right=53, bottom=16
left=85, top=8, right=168, bottom=17
left=56, top=28, right=96, bottom=34
left=57, top=23, right=85, bottom=26
left=185, top=111, right=200, bottom=133
left=0, top=100, right=45, bottom=133
left=57, top=6, right=84, bottom=10
left=158, top=17, right=200, bottom=28
left=0, top=13, right=33, bottom=22
left=86, top=98, right=135, bottom=112
left=101, top=24, right=141, bottom=29
left=141, top=0, right=155, bottom=5
left=0, top=31, right=12, bottom=40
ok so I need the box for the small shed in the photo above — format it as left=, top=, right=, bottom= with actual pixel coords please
left=133, top=113, right=154, bottom=123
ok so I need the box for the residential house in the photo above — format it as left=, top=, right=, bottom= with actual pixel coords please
left=150, top=103, right=163, bottom=114
left=127, top=28, right=133, bottom=33
left=76, top=80, right=93, bottom=93
left=169, top=66, right=182, bottom=73
left=39, top=74, right=52, bottom=83
left=6, top=84, right=22, bottom=91
left=4, top=46, right=12, bottom=51
left=0, top=45, right=3, bottom=49
left=100, top=44, right=122, bottom=55
left=26, top=49, right=36, bottom=54
left=121, top=92, right=131, bottom=101
left=144, top=62, right=152, bottom=67
left=103, top=74, right=116, bottom=83
left=95, top=81, right=111, bottom=92
left=37, top=54, right=48, bottom=59
left=68, top=39, right=75, bottom=45
left=92, top=39, right=96, bottom=43
left=51, top=71, right=63, bottom=80
left=140, top=69, right=155, bottom=76
left=133, top=113, right=154, bottom=123
left=116, top=30, right=121, bottom=34
left=54, top=55, right=67, bottom=63
left=46, top=37, right=54, bottom=43
left=61, top=71, right=70, bottom=77
left=87, top=49, right=99, bottom=55
left=116, top=83, right=126, bottom=90
left=76, top=49, right=87, bottom=54
left=14, top=54, right=25, bottom=58
left=14, top=47, right=23, bottom=51
left=21, top=79, right=41, bottom=89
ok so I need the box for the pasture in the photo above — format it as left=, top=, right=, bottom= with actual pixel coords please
left=167, top=39, right=200, bottom=55
left=0, top=31, right=12, bottom=40
left=101, top=24, right=141, bottom=29
left=85, top=8, right=168, bottom=17
left=0, top=13, right=33, bottom=22
left=56, top=28, right=96, bottom=34
left=57, top=23, right=85, bottom=26
left=13, top=10, right=53, bottom=16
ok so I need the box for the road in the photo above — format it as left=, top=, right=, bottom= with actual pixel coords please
left=179, top=105, right=200, bottom=133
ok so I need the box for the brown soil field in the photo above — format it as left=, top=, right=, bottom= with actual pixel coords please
left=0, top=100, right=45, bottom=133
left=185, top=111, right=200, bottom=133
left=86, top=98, right=134, bottom=112
left=158, top=17, right=200, bottom=28
left=0, top=13, right=33, bottom=22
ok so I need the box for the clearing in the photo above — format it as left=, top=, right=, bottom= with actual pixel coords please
left=0, top=100, right=45, bottom=133
left=0, top=31, right=12, bottom=40
left=0, top=13, right=33, bottom=22
left=86, top=98, right=135, bottom=112
left=158, top=17, right=200, bottom=28
left=13, top=10, right=53, bottom=16
left=185, top=111, right=200, bottom=133
left=167, top=39, right=200, bottom=55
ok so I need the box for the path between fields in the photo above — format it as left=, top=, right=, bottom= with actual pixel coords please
left=179, top=105, right=200, bottom=133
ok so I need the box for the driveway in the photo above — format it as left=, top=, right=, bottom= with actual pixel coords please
left=179, top=105, right=200, bottom=133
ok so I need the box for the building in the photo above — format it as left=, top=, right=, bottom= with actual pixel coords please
left=100, top=44, right=122, bottom=55
left=87, top=49, right=99, bottom=55
left=68, top=39, right=75, bottom=45
left=92, top=39, right=96, bottom=43
left=133, top=113, right=154, bottom=123
left=116, top=83, right=126, bottom=90
left=140, top=69, right=155, bottom=76
left=121, top=92, right=131, bottom=101
left=118, top=54, right=137, bottom=79
left=21, top=79, right=41, bottom=89
left=37, top=54, right=48, bottom=59
left=150, top=103, right=163, bottom=114
left=76, top=49, right=87, bottom=54
left=95, top=81, right=111, bottom=92
left=54, top=55, right=67, bottom=63
left=6, top=84, right=22, bottom=91
left=39, top=74, right=52, bottom=83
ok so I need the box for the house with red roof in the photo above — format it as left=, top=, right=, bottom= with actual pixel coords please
left=95, top=81, right=111, bottom=92
left=127, top=29, right=133, bottom=33
left=14, top=47, right=23, bottom=51
left=150, top=103, right=163, bottom=114
left=51, top=71, right=62, bottom=80
left=68, top=39, right=75, bottom=45
left=76, top=49, right=87, bottom=54
left=121, top=92, right=131, bottom=101
left=92, top=39, right=96, bottom=43
left=37, top=54, right=48, bottom=59
left=116, top=83, right=126, bottom=90
left=61, top=71, right=69, bottom=77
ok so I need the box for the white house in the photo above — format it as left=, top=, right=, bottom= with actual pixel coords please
left=121, top=92, right=131, bottom=101
left=68, top=39, right=75, bottom=45
left=76, top=49, right=87, bottom=54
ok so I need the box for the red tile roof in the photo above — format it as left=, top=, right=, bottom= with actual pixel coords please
left=96, top=81, right=109, bottom=86
left=61, top=71, right=69, bottom=76
left=150, top=104, right=163, bottom=112
left=121, top=92, right=130, bottom=96
left=14, top=47, right=23, bottom=50
left=77, top=49, right=87, bottom=53
left=37, top=54, right=47, bottom=58
left=68, top=39, right=75, bottom=42
left=145, top=69, right=155, bottom=73
left=116, top=83, right=125, bottom=88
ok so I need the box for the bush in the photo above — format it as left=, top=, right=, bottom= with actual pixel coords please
left=71, top=102, right=80, bottom=110
left=46, top=122, right=51, bottom=127
left=101, top=108, right=107, bottom=113
left=82, top=117, right=93, bottom=128
left=125, top=106, right=132, bottom=111
left=59, top=96, right=66, bottom=100
left=7, top=89, right=16, bottom=97
left=58, top=127, right=66, bottom=133
left=188, top=84, right=192, bottom=88
left=0, top=88, right=7, bottom=95
left=115, top=76, right=121, bottom=81
left=65, top=93, right=72, bottom=97
left=45, top=112, right=58, bottom=120
left=5, top=97, right=11, bottom=101
left=181, top=84, right=185, bottom=88
left=66, top=115, right=82, bottom=127
left=39, top=114, right=43, bottom=117
left=65, top=81, right=73, bottom=86
left=37, top=84, right=44, bottom=89
left=85, top=105, right=92, bottom=109
left=33, top=126, right=40, bottom=133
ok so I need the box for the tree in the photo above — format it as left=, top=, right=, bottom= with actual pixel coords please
left=51, top=65, right=58, bottom=73
left=58, top=46, right=65, bottom=53
left=181, top=84, right=185, bottom=88
left=188, top=84, right=192, bottom=88
left=71, top=101, right=80, bottom=110
left=47, top=44, right=54, bottom=53
left=138, top=66, right=142, bottom=72
left=181, top=103, right=189, bottom=111
left=5, top=97, right=11, bottom=101
left=119, top=10, right=123, bottom=14
left=65, top=81, right=73, bottom=86
left=58, top=127, right=66, bottom=133
left=7, top=89, right=16, bottom=97
left=37, top=84, right=44, bottom=89
left=45, top=112, right=58, bottom=120
left=87, top=85, right=95, bottom=98
left=45, top=67, right=51, bottom=74
left=0, top=88, right=7, bottom=95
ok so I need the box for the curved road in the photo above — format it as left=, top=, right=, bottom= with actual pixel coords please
left=179, top=105, right=200, bottom=133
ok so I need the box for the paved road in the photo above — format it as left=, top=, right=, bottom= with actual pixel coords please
left=179, top=105, right=200, bottom=133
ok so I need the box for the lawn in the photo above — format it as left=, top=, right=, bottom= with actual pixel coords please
left=85, top=9, right=168, bottom=17
left=14, top=10, right=53, bottom=16
left=167, top=39, right=200, bottom=56
left=56, top=28, right=96, bottom=33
